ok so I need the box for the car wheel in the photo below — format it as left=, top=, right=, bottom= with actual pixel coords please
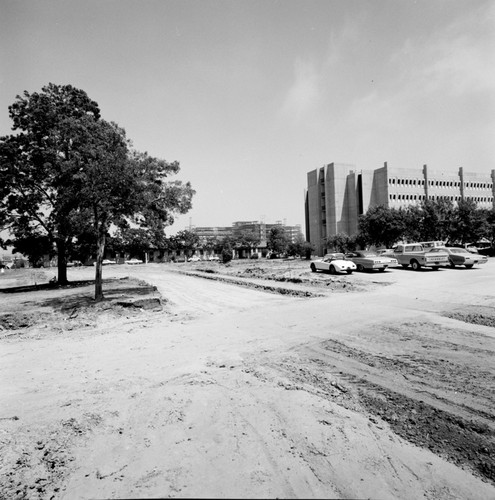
left=329, top=265, right=336, bottom=275
left=378, top=268, right=386, bottom=272
left=432, top=266, right=440, bottom=270
left=411, top=260, right=421, bottom=271
left=465, top=264, right=474, bottom=269
left=310, top=263, right=316, bottom=272
left=449, top=259, right=456, bottom=268
left=357, top=264, right=364, bottom=272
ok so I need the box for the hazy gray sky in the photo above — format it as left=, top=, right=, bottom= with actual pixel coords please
left=1, top=0, right=494, bottom=233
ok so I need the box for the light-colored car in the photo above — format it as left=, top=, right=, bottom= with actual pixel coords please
left=125, top=258, right=143, bottom=265
left=67, top=260, right=83, bottom=267
left=346, top=250, right=397, bottom=272
left=438, top=247, right=487, bottom=269
left=93, top=259, right=116, bottom=266
left=310, top=253, right=357, bottom=275
left=207, top=255, right=220, bottom=261
left=187, top=255, right=201, bottom=262
left=377, top=248, right=397, bottom=257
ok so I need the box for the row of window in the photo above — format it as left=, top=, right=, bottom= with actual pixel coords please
left=389, top=178, right=493, bottom=189
left=390, top=194, right=494, bottom=202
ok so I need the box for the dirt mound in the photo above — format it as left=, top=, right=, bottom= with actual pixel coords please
left=443, top=305, right=495, bottom=328
left=0, top=277, right=163, bottom=340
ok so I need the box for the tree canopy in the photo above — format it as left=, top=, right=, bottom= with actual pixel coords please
left=356, top=199, right=493, bottom=249
left=0, top=83, right=194, bottom=300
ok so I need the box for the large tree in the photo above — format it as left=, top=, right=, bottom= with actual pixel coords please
left=267, top=226, right=289, bottom=255
left=449, top=199, right=486, bottom=245
left=232, top=229, right=260, bottom=258
left=0, top=83, right=100, bottom=284
left=358, top=205, right=405, bottom=248
left=62, top=116, right=194, bottom=300
left=1, top=84, right=194, bottom=300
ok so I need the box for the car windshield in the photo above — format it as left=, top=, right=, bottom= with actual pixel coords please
left=325, top=253, right=345, bottom=260
left=448, top=248, right=464, bottom=254
left=358, top=251, right=377, bottom=257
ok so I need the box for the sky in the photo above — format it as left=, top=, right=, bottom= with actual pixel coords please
left=1, top=0, right=494, bottom=234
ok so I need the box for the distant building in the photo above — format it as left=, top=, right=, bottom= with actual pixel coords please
left=193, top=220, right=304, bottom=257
left=305, top=163, right=495, bottom=256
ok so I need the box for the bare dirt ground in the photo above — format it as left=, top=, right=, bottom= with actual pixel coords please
left=0, top=258, right=494, bottom=499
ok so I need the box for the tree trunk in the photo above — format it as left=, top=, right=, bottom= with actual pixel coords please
left=94, top=229, right=106, bottom=302
left=56, top=238, right=68, bottom=285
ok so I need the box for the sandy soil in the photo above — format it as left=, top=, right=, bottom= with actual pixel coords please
left=0, top=258, right=494, bottom=499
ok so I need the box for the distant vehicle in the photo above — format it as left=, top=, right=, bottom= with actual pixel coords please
left=345, top=250, right=397, bottom=272
left=125, top=258, right=143, bottom=265
left=393, top=244, right=449, bottom=270
left=418, top=241, right=446, bottom=250
left=94, top=259, right=117, bottom=266
left=207, top=255, right=220, bottom=261
left=187, top=255, right=201, bottom=262
left=310, top=253, right=356, bottom=275
left=67, top=260, right=83, bottom=267
left=377, top=248, right=397, bottom=257
left=439, top=247, right=488, bottom=269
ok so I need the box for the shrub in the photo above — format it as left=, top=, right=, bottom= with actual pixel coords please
left=221, top=248, right=233, bottom=264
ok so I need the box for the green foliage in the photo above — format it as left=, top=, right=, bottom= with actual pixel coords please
left=8, top=233, right=54, bottom=267
left=267, top=226, right=289, bottom=254
left=221, top=247, right=233, bottom=263
left=356, top=199, right=492, bottom=248
left=358, top=205, right=405, bottom=248
left=0, top=84, right=102, bottom=283
left=485, top=208, right=495, bottom=246
left=287, top=233, right=314, bottom=259
left=0, top=83, right=194, bottom=299
left=168, top=230, right=200, bottom=256
left=449, top=199, right=487, bottom=245
left=112, top=227, right=154, bottom=259
left=325, top=232, right=356, bottom=253
left=232, top=229, right=260, bottom=251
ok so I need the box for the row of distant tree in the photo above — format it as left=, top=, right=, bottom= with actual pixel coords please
left=163, top=227, right=314, bottom=263
left=326, top=198, right=495, bottom=252
left=7, top=225, right=314, bottom=267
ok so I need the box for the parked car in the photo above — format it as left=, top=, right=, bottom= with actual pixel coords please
left=187, top=255, right=201, bottom=262
left=67, top=260, right=83, bottom=267
left=377, top=248, right=397, bottom=257
left=310, top=253, right=356, bottom=275
left=393, top=244, right=449, bottom=270
left=125, top=258, right=143, bottom=265
left=439, top=247, right=488, bottom=269
left=207, top=255, right=220, bottom=261
left=345, top=250, right=397, bottom=272
left=94, top=259, right=117, bottom=266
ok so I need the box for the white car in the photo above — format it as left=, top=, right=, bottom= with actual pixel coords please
left=125, top=258, right=143, bottom=265
left=346, top=250, right=398, bottom=272
left=94, top=259, right=116, bottom=266
left=310, top=253, right=357, bottom=275
left=187, top=255, right=201, bottom=262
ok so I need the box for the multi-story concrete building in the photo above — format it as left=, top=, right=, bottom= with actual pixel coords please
left=193, top=220, right=303, bottom=257
left=305, top=163, right=495, bottom=256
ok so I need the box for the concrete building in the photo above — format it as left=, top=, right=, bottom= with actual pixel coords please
left=193, top=220, right=304, bottom=257
left=305, top=163, right=495, bottom=256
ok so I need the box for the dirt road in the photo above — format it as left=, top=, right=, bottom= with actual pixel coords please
left=1, top=260, right=494, bottom=499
